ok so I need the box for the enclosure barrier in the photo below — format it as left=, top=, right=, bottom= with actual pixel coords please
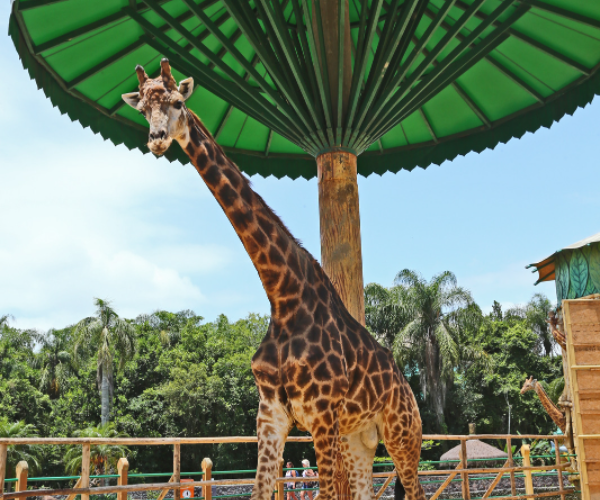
left=0, top=434, right=575, bottom=500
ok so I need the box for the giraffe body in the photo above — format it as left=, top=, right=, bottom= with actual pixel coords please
left=520, top=376, right=566, bottom=432
left=122, top=60, right=425, bottom=500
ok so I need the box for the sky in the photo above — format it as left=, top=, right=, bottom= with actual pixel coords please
left=2, top=3, right=599, bottom=331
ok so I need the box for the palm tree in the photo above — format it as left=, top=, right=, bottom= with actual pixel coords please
left=64, top=424, right=129, bottom=484
left=393, top=270, right=484, bottom=432
left=0, top=418, right=40, bottom=479
left=73, top=299, right=136, bottom=425
left=35, top=329, right=76, bottom=398
left=364, top=283, right=408, bottom=350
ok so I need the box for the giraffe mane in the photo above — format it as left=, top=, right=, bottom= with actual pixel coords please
left=186, top=108, right=311, bottom=256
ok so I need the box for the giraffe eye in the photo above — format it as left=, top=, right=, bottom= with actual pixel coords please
left=174, top=100, right=183, bottom=110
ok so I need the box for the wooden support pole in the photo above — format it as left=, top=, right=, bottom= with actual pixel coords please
left=554, top=438, right=566, bottom=500
left=0, top=444, right=7, bottom=499
left=277, top=459, right=284, bottom=500
left=173, top=444, right=181, bottom=500
left=15, top=462, right=28, bottom=498
left=117, top=458, right=129, bottom=500
left=459, top=439, right=470, bottom=500
left=317, top=151, right=365, bottom=326
left=507, top=437, right=516, bottom=497
left=520, top=445, right=534, bottom=497
left=81, top=443, right=90, bottom=500
left=201, top=458, right=212, bottom=500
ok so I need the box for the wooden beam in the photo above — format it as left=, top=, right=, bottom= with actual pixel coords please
left=173, top=444, right=180, bottom=500
left=117, top=458, right=129, bottom=500
left=80, top=443, right=90, bottom=500
left=201, top=458, right=213, bottom=500
left=15, top=462, right=28, bottom=498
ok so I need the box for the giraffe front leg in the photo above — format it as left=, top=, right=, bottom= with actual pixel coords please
left=251, top=400, right=293, bottom=500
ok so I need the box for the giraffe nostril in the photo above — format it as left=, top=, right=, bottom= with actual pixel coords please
left=159, top=130, right=167, bottom=140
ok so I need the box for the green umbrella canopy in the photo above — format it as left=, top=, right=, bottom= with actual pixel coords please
left=8, top=0, right=600, bottom=179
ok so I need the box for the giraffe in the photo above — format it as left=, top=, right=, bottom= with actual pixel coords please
left=520, top=376, right=566, bottom=433
left=122, top=59, right=425, bottom=500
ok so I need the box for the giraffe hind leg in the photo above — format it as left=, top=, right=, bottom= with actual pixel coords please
left=381, top=386, right=425, bottom=500
left=339, top=424, right=378, bottom=500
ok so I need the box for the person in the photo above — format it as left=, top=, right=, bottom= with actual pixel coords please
left=285, top=461, right=298, bottom=500
left=300, top=459, right=317, bottom=500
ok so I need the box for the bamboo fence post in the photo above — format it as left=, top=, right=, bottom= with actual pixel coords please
left=201, top=458, right=213, bottom=500
left=520, top=445, right=534, bottom=497
left=459, top=439, right=470, bottom=500
left=277, top=459, right=284, bottom=500
left=117, top=458, right=129, bottom=500
left=173, top=443, right=181, bottom=500
left=554, top=438, right=565, bottom=500
left=0, top=443, right=7, bottom=499
left=15, top=462, right=28, bottom=497
left=81, top=443, right=90, bottom=500
left=506, top=437, right=516, bottom=497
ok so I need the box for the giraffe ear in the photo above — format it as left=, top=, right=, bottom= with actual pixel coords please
left=178, top=78, right=194, bottom=100
left=122, top=92, right=142, bottom=109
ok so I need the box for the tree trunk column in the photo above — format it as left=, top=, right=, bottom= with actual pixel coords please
left=317, top=150, right=365, bottom=326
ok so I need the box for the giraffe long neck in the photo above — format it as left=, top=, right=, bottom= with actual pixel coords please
left=534, top=382, right=566, bottom=432
left=177, top=110, right=312, bottom=314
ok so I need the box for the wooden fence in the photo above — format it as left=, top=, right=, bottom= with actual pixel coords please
left=0, top=434, right=575, bottom=500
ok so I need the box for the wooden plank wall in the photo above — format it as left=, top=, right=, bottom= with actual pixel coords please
left=564, top=299, right=600, bottom=500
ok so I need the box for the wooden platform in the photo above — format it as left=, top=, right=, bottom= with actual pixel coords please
left=564, top=299, right=600, bottom=500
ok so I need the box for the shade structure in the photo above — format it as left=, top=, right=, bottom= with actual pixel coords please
left=528, top=232, right=600, bottom=302
left=8, top=0, right=600, bottom=180
left=439, top=440, right=508, bottom=468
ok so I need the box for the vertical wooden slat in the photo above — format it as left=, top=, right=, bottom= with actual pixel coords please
left=277, top=459, right=284, bottom=500
left=202, top=458, right=213, bottom=500
left=81, top=443, right=90, bottom=500
left=554, top=438, right=566, bottom=500
left=506, top=437, right=516, bottom=497
left=15, top=462, right=28, bottom=498
left=117, top=457, right=129, bottom=500
left=0, top=444, right=7, bottom=500
left=520, top=445, right=534, bottom=497
left=0, top=443, right=7, bottom=499
left=173, top=443, right=181, bottom=500
left=459, top=439, right=470, bottom=500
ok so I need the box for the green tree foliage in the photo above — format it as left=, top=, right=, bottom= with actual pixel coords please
left=64, top=423, right=129, bottom=477
left=0, top=417, right=40, bottom=476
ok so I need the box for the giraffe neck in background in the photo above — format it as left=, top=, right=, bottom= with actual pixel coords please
left=534, top=383, right=566, bottom=432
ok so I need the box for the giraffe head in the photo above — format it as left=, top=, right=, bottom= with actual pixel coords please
left=520, top=375, right=537, bottom=394
left=122, top=58, right=194, bottom=156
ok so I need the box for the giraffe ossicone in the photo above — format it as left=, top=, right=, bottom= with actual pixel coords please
left=122, top=59, right=426, bottom=500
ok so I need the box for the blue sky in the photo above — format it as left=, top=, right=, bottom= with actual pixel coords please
left=2, top=3, right=599, bottom=330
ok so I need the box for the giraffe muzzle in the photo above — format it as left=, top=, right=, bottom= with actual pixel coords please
left=148, top=136, right=172, bottom=156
